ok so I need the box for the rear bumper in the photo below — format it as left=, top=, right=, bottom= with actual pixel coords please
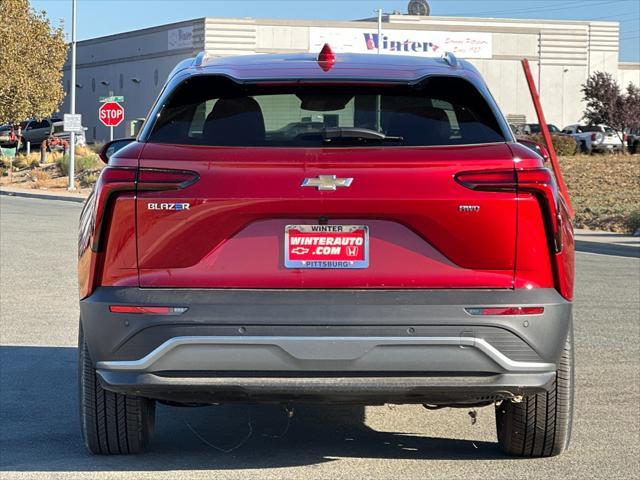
left=81, top=287, right=571, bottom=404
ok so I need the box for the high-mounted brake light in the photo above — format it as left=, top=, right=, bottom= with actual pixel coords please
left=317, top=43, right=336, bottom=72
left=465, top=307, right=544, bottom=316
left=109, top=305, right=188, bottom=315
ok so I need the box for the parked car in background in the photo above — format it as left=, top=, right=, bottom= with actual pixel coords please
left=51, top=120, right=86, bottom=148
left=562, top=124, right=624, bottom=153
left=524, top=123, right=562, bottom=135
left=20, top=117, right=86, bottom=150
left=509, top=123, right=526, bottom=135
left=78, top=49, right=575, bottom=457
left=625, top=128, right=639, bottom=154
left=0, top=125, right=21, bottom=149
left=21, top=118, right=62, bottom=147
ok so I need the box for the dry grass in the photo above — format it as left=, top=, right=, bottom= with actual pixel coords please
left=560, top=154, right=640, bottom=233
left=29, top=169, right=51, bottom=188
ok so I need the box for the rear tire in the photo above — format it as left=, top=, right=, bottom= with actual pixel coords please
left=495, top=325, right=574, bottom=457
left=78, top=322, right=155, bottom=454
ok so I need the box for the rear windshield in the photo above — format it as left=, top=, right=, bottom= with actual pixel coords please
left=148, top=76, right=506, bottom=147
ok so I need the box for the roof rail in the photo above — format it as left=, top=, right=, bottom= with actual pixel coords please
left=441, top=51, right=458, bottom=68
left=194, top=51, right=209, bottom=68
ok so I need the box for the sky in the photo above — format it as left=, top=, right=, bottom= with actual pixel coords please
left=31, top=0, right=640, bottom=61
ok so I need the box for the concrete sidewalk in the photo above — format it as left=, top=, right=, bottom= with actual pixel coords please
left=0, top=185, right=88, bottom=203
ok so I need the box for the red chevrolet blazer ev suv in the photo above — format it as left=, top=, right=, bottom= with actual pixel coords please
left=78, top=48, right=575, bottom=457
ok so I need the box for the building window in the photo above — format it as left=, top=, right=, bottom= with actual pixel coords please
left=119, top=73, right=124, bottom=90
left=154, top=69, right=159, bottom=86
left=92, top=78, right=95, bottom=92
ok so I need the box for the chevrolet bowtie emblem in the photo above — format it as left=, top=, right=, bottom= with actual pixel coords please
left=301, top=175, right=354, bottom=191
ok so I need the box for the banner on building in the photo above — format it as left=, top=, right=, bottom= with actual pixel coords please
left=168, top=26, right=194, bottom=50
left=309, top=27, right=492, bottom=59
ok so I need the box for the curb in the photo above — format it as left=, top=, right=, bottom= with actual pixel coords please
left=0, top=188, right=87, bottom=204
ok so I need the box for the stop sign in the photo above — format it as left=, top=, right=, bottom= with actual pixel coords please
left=99, top=102, right=124, bottom=127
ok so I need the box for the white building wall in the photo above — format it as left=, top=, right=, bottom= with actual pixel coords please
left=60, top=19, right=205, bottom=142
left=618, top=63, right=640, bottom=89
left=384, top=15, right=619, bottom=129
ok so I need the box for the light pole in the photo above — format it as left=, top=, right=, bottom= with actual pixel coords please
left=376, top=8, right=382, bottom=54
left=68, top=0, right=77, bottom=191
left=375, top=9, right=383, bottom=131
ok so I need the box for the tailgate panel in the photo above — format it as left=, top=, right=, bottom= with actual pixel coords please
left=136, top=143, right=517, bottom=289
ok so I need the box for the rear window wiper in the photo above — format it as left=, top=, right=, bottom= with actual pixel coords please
left=321, top=127, right=403, bottom=143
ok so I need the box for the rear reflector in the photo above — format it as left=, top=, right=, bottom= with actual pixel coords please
left=109, top=306, right=188, bottom=315
left=465, top=307, right=544, bottom=316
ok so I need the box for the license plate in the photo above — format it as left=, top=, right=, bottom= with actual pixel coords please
left=284, top=225, right=369, bottom=269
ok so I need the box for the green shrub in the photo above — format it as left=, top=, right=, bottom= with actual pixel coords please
left=11, top=156, right=27, bottom=170
left=14, top=153, right=40, bottom=169
left=624, top=210, right=640, bottom=234
left=57, top=153, right=101, bottom=176
left=521, top=133, right=579, bottom=156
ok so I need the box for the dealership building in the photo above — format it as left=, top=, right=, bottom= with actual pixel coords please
left=59, top=13, right=640, bottom=143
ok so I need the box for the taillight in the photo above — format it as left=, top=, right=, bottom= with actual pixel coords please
left=454, top=170, right=516, bottom=191
left=90, top=167, right=199, bottom=251
left=138, top=168, right=199, bottom=191
left=456, top=168, right=562, bottom=252
left=591, top=133, right=597, bottom=141
left=465, top=306, right=544, bottom=316
left=91, top=167, right=137, bottom=251
left=517, top=169, right=562, bottom=252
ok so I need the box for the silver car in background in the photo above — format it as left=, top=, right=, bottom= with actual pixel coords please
left=562, top=124, right=625, bottom=153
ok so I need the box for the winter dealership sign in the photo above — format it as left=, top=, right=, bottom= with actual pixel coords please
left=309, top=27, right=492, bottom=59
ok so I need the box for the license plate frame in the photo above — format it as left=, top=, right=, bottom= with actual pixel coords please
left=284, top=224, right=369, bottom=269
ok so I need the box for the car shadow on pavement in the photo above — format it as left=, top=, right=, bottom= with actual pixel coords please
left=0, top=345, right=507, bottom=473
left=575, top=240, right=640, bottom=258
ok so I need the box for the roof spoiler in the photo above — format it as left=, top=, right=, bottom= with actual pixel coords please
left=194, top=51, right=209, bottom=67
left=441, top=51, right=458, bottom=68
left=166, top=51, right=210, bottom=82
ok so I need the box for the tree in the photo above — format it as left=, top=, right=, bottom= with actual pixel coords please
left=0, top=0, right=67, bottom=124
left=621, top=83, right=640, bottom=131
left=581, top=71, right=640, bottom=144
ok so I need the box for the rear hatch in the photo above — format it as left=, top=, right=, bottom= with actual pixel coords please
left=136, top=76, right=517, bottom=289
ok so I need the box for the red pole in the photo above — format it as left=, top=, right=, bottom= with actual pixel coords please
left=521, top=58, right=574, bottom=218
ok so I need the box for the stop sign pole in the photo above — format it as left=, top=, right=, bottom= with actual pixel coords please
left=99, top=101, right=125, bottom=141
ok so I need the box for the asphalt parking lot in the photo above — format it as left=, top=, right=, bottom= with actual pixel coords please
left=1, top=195, right=638, bottom=480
